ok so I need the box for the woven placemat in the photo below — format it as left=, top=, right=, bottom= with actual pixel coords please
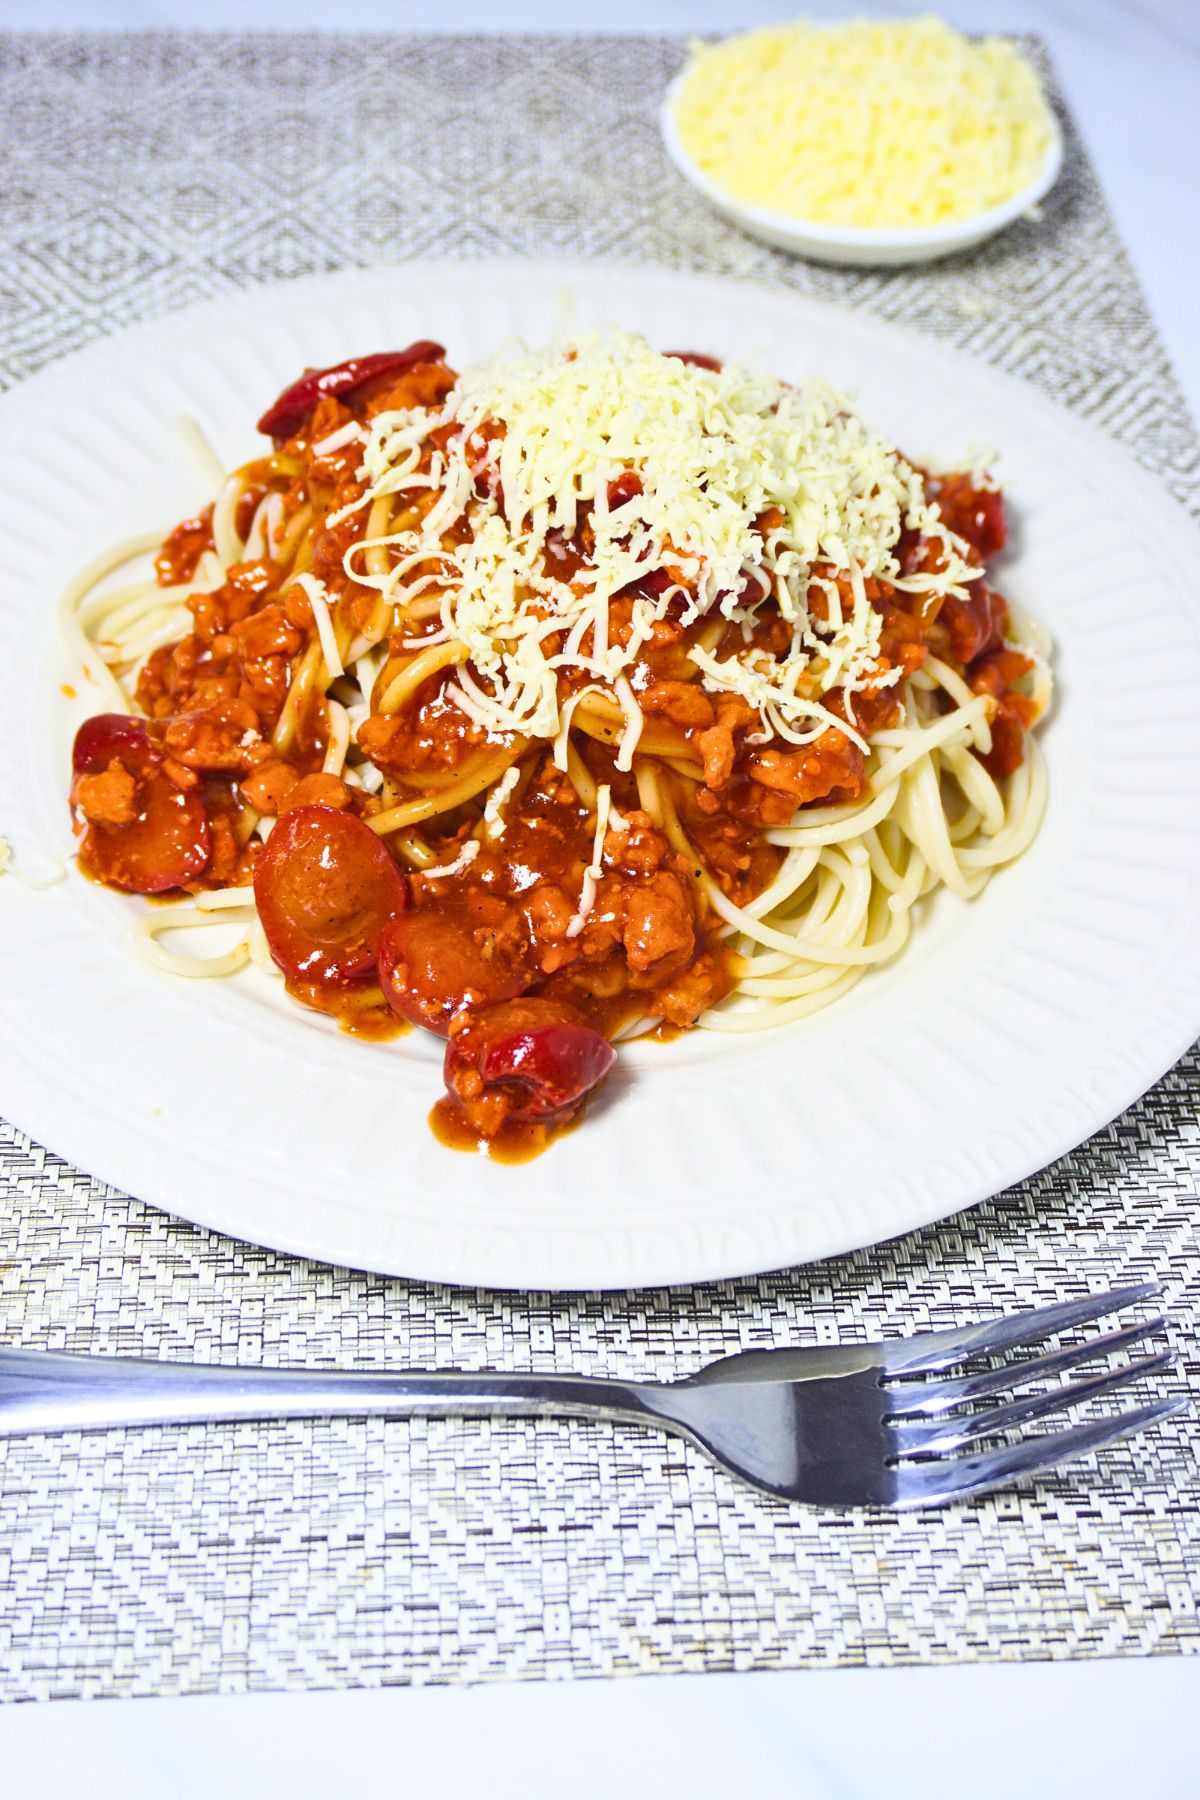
left=0, top=31, right=1197, bottom=1703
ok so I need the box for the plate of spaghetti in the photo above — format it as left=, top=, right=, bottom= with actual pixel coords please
left=2, top=262, right=1199, bottom=1289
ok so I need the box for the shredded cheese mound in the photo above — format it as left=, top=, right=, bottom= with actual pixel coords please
left=348, top=328, right=979, bottom=749
left=671, top=16, right=1055, bottom=229
left=421, top=838, right=481, bottom=880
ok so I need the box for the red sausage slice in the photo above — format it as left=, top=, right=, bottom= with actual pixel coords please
left=444, top=998, right=615, bottom=1123
left=939, top=583, right=1008, bottom=665
left=256, top=343, right=446, bottom=440
left=74, top=712, right=155, bottom=773
left=253, top=805, right=410, bottom=985
left=71, top=713, right=211, bottom=894
left=378, top=891, right=529, bottom=1035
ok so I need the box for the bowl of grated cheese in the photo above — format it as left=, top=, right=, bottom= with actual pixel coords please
left=661, top=15, right=1063, bottom=267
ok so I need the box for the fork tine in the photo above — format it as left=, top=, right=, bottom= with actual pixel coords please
left=888, top=1352, right=1175, bottom=1456
left=882, top=1281, right=1161, bottom=1375
left=892, top=1397, right=1187, bottom=1510
left=884, top=1315, right=1167, bottom=1415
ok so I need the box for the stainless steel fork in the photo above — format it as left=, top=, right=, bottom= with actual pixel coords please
left=0, top=1283, right=1183, bottom=1508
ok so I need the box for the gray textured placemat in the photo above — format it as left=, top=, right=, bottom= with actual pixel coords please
left=0, top=31, right=1197, bottom=1703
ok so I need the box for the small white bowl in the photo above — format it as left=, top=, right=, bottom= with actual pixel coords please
left=659, top=74, right=1063, bottom=268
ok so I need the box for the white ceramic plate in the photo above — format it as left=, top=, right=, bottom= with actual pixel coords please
left=2, top=260, right=1199, bottom=1292
left=660, top=74, right=1064, bottom=266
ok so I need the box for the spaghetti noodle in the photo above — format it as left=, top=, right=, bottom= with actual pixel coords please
left=63, top=330, right=1050, bottom=1151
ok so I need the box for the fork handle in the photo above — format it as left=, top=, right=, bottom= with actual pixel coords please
left=0, top=1349, right=662, bottom=1439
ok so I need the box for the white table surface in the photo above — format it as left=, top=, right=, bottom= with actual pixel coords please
left=2, top=4, right=1197, bottom=1793
left=1, top=1655, right=1197, bottom=1798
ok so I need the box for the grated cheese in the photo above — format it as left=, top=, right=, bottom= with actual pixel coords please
left=350, top=328, right=980, bottom=751
left=481, top=764, right=522, bottom=842
left=566, top=783, right=612, bottom=938
left=552, top=683, right=607, bottom=771
left=288, top=572, right=344, bottom=679
left=312, top=420, right=367, bottom=457
left=420, top=838, right=481, bottom=880
left=671, top=16, right=1055, bottom=229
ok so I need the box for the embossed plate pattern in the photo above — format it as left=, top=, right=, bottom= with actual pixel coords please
left=1, top=260, right=1199, bottom=1289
